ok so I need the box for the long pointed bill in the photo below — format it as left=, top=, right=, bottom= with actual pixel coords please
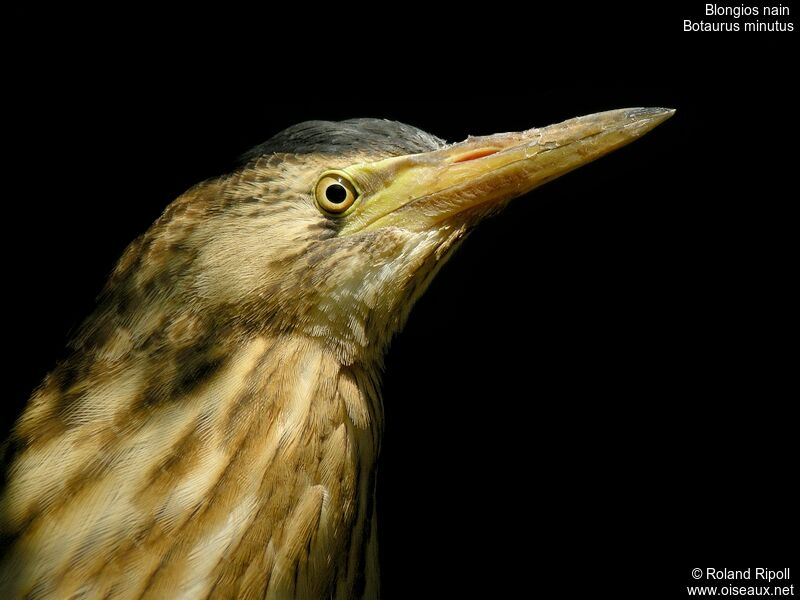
left=339, top=107, right=674, bottom=235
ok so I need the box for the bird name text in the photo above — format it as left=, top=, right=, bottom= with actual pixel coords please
left=683, top=3, right=794, bottom=31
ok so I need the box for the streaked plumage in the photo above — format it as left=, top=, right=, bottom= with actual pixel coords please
left=1, top=110, right=673, bottom=598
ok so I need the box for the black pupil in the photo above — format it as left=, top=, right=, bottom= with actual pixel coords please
left=325, top=183, right=348, bottom=204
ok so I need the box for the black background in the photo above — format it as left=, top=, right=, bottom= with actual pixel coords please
left=5, top=5, right=797, bottom=598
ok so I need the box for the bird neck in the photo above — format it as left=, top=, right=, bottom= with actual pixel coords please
left=4, top=331, right=384, bottom=598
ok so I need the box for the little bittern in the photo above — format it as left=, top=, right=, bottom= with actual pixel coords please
left=1, top=108, right=673, bottom=598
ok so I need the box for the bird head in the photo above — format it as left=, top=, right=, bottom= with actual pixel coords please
left=89, top=109, right=673, bottom=367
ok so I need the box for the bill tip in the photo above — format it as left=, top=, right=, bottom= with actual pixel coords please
left=625, top=107, right=676, bottom=119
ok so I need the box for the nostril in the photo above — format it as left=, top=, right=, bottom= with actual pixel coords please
left=452, top=148, right=501, bottom=163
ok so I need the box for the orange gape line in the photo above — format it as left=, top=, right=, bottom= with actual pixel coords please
left=451, top=148, right=500, bottom=163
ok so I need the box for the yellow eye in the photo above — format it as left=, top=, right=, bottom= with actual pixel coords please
left=315, top=171, right=359, bottom=215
